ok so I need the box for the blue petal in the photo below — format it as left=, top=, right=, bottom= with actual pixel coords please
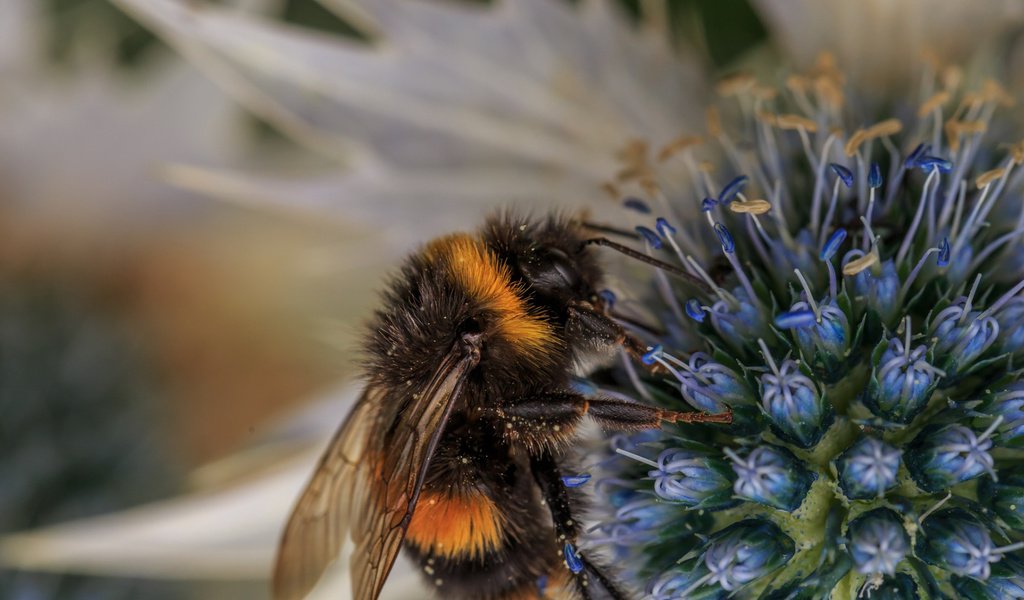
left=719, top=175, right=749, bottom=204
left=830, top=163, right=854, bottom=187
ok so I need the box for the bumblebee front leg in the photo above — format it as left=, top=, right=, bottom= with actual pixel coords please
left=530, top=450, right=631, bottom=600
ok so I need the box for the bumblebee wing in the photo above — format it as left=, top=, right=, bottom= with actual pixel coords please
left=272, top=341, right=480, bottom=600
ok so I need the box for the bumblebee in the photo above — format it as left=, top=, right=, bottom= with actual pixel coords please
left=273, top=213, right=730, bottom=600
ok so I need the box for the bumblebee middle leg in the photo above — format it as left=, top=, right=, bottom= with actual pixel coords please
left=531, top=450, right=631, bottom=600
left=491, top=392, right=730, bottom=448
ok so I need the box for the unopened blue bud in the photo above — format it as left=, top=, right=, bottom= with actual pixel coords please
left=830, top=163, right=854, bottom=187
left=701, top=197, right=718, bottom=212
left=760, top=358, right=830, bottom=448
left=835, top=437, right=902, bottom=500
left=847, top=508, right=910, bottom=576
left=685, top=299, right=705, bottom=322
left=868, top=163, right=883, bottom=188
left=905, top=424, right=996, bottom=492
left=821, top=228, right=847, bottom=260
left=650, top=448, right=736, bottom=509
left=678, top=353, right=756, bottom=414
left=930, top=300, right=999, bottom=375
left=719, top=175, right=749, bottom=204
left=714, top=222, right=735, bottom=253
left=866, top=335, right=940, bottom=423
left=635, top=225, right=663, bottom=249
left=700, top=519, right=795, bottom=592
left=623, top=197, right=651, bottom=213
left=710, top=287, right=770, bottom=353
left=655, top=217, right=676, bottom=236
left=728, top=445, right=816, bottom=510
left=844, top=255, right=901, bottom=324
left=790, top=301, right=850, bottom=378
left=916, top=508, right=999, bottom=580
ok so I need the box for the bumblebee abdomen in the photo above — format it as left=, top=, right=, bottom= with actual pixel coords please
left=405, top=490, right=505, bottom=559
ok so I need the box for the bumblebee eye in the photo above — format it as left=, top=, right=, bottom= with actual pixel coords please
left=523, top=247, right=581, bottom=294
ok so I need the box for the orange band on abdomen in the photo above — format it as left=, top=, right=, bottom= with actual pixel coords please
left=405, top=490, right=505, bottom=559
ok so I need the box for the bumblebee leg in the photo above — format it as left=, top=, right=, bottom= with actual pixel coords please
left=566, top=302, right=660, bottom=372
left=530, top=450, right=631, bottom=600
left=586, top=396, right=733, bottom=427
left=494, top=393, right=728, bottom=444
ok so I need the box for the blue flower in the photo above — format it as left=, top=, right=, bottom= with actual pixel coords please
left=952, top=554, right=1024, bottom=599
left=984, top=382, right=1024, bottom=445
left=726, top=445, right=816, bottom=511
left=699, top=519, right=795, bottom=592
left=847, top=508, right=910, bottom=576
left=835, top=437, right=902, bottom=499
left=650, top=448, right=736, bottom=509
left=929, top=289, right=1000, bottom=377
left=676, top=353, right=756, bottom=415
left=843, top=255, right=901, bottom=324
left=915, top=508, right=1000, bottom=580
left=783, top=293, right=851, bottom=379
left=905, top=423, right=997, bottom=492
left=865, top=330, right=943, bottom=423
left=758, top=345, right=830, bottom=447
left=709, top=287, right=770, bottom=354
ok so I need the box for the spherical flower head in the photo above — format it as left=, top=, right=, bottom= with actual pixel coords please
left=678, top=353, right=756, bottom=415
left=835, top=437, right=902, bottom=500
left=650, top=448, right=736, bottom=509
left=866, top=333, right=942, bottom=423
left=573, top=43, right=1024, bottom=600
left=759, top=356, right=830, bottom=448
left=915, top=508, right=1000, bottom=580
left=905, top=423, right=997, bottom=492
left=726, top=445, right=815, bottom=511
left=847, top=508, right=910, bottom=576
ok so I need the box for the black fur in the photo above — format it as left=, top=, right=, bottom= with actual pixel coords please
left=360, top=213, right=645, bottom=600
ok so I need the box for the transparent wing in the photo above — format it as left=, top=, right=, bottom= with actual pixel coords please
left=272, top=343, right=479, bottom=600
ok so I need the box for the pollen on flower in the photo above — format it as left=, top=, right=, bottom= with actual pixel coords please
left=584, top=49, right=1024, bottom=598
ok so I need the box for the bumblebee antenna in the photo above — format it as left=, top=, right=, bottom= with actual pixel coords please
left=580, top=237, right=710, bottom=292
left=576, top=220, right=641, bottom=240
